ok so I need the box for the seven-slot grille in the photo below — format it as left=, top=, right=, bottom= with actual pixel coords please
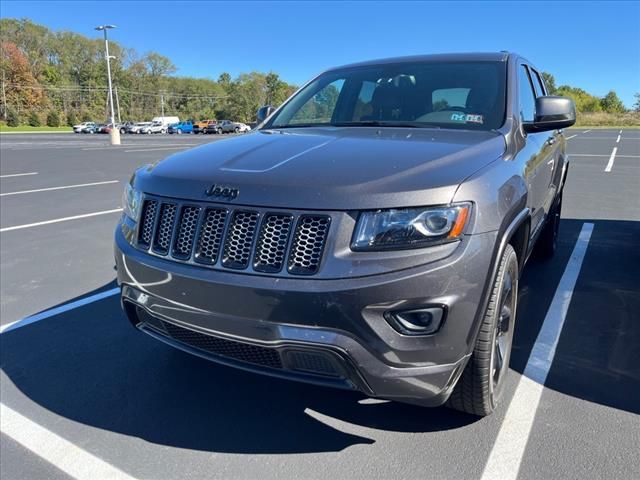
left=137, top=196, right=331, bottom=276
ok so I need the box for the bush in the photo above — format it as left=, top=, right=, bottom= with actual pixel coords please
left=28, top=111, right=41, bottom=127
left=46, top=110, right=61, bottom=127
left=6, top=109, right=20, bottom=127
left=66, top=111, right=78, bottom=126
left=576, top=111, right=640, bottom=127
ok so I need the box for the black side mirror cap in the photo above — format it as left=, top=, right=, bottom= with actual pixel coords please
left=523, top=96, right=576, bottom=133
left=256, top=105, right=277, bottom=124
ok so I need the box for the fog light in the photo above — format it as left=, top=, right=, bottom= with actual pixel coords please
left=387, top=306, right=446, bottom=335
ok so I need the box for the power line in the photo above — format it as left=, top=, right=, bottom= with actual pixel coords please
left=5, top=83, right=229, bottom=99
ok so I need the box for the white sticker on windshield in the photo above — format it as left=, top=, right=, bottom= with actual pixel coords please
left=451, top=113, right=484, bottom=124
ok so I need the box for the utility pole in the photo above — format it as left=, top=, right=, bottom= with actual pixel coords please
left=161, top=93, right=165, bottom=118
left=1, top=70, right=7, bottom=120
left=95, top=24, right=120, bottom=145
left=115, top=86, right=121, bottom=123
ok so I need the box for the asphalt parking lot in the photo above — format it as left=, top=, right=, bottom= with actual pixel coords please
left=1, top=129, right=639, bottom=479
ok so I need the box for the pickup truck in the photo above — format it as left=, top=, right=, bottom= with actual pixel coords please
left=168, top=121, right=193, bottom=134
left=115, top=52, right=575, bottom=416
left=193, top=120, right=215, bottom=134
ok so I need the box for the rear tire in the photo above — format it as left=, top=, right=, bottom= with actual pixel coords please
left=536, top=193, right=562, bottom=259
left=447, top=243, right=518, bottom=416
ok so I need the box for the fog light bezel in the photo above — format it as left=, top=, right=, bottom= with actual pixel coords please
left=384, top=304, right=448, bottom=336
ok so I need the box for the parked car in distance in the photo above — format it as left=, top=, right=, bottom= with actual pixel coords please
left=152, top=116, right=180, bottom=128
left=72, top=121, right=96, bottom=133
left=204, top=120, right=220, bottom=134
left=218, top=120, right=251, bottom=134
left=168, top=121, right=193, bottom=134
left=193, top=120, right=215, bottom=134
left=115, top=52, right=576, bottom=417
left=139, top=121, right=167, bottom=134
left=119, top=122, right=135, bottom=134
left=81, top=123, right=101, bottom=134
left=128, top=122, right=152, bottom=134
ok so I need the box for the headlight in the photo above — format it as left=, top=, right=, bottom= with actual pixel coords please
left=351, top=203, right=471, bottom=251
left=122, top=181, right=142, bottom=221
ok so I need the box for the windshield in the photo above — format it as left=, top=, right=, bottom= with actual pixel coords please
left=266, top=61, right=506, bottom=131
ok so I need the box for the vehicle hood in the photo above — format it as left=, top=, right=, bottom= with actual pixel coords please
left=135, top=127, right=505, bottom=210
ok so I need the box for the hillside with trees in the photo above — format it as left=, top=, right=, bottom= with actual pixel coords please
left=0, top=18, right=638, bottom=127
left=0, top=18, right=297, bottom=126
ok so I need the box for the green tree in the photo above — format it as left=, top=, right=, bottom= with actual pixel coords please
left=66, top=110, right=77, bottom=126
left=6, top=108, right=20, bottom=126
left=28, top=110, right=41, bottom=126
left=46, top=110, right=60, bottom=126
left=634, top=92, right=640, bottom=112
left=600, top=91, right=625, bottom=113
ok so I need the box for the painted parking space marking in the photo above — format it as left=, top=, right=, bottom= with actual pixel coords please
left=0, top=403, right=134, bottom=480
left=616, top=134, right=621, bottom=143
left=481, top=223, right=594, bottom=480
left=0, top=208, right=122, bottom=233
left=0, top=172, right=39, bottom=178
left=0, top=287, right=120, bottom=333
left=566, top=135, right=577, bottom=140
left=0, top=180, right=118, bottom=197
left=605, top=148, right=618, bottom=172
left=582, top=130, right=591, bottom=133
left=123, top=146, right=196, bottom=153
left=568, top=153, right=639, bottom=158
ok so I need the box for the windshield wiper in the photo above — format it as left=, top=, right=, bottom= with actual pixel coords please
left=331, top=121, right=440, bottom=129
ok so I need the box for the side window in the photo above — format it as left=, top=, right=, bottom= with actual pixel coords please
left=531, top=69, right=547, bottom=96
left=518, top=65, right=536, bottom=122
left=290, top=79, right=345, bottom=124
left=529, top=68, right=545, bottom=97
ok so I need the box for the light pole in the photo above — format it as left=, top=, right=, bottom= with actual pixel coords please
left=95, top=24, right=120, bottom=145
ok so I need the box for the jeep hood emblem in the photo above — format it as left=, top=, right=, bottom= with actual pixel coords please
left=205, top=184, right=239, bottom=200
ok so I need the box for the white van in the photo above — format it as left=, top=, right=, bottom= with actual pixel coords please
left=152, top=116, right=180, bottom=127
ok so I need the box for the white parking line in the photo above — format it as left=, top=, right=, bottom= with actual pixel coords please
left=481, top=222, right=593, bottom=480
left=0, top=208, right=122, bottom=232
left=0, top=180, right=118, bottom=197
left=0, top=172, right=38, bottom=178
left=566, top=135, right=577, bottom=140
left=569, top=153, right=639, bottom=158
left=0, top=287, right=120, bottom=333
left=605, top=147, right=618, bottom=172
left=0, top=403, right=134, bottom=480
left=123, top=146, right=194, bottom=153
left=616, top=134, right=621, bottom=143
left=582, top=129, right=591, bottom=133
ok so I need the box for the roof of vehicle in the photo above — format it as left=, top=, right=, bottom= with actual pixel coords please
left=329, top=52, right=512, bottom=71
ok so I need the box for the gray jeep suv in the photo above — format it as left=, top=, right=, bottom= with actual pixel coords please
left=115, top=52, right=575, bottom=416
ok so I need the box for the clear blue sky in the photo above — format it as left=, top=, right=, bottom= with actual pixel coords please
left=2, top=0, right=639, bottom=106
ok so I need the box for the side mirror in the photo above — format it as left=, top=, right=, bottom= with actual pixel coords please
left=524, top=96, right=576, bottom=133
left=256, top=105, right=276, bottom=124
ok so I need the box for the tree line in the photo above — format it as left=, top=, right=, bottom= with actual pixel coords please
left=0, top=18, right=297, bottom=126
left=1, top=18, right=638, bottom=128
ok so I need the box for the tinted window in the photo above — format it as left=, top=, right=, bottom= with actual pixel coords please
left=290, top=79, right=345, bottom=124
left=531, top=69, right=546, bottom=96
left=518, top=66, right=536, bottom=122
left=267, top=61, right=507, bottom=131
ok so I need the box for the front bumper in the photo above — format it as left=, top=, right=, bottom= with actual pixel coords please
left=115, top=222, right=497, bottom=406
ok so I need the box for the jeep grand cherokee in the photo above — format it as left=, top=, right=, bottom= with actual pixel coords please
left=115, top=52, right=575, bottom=416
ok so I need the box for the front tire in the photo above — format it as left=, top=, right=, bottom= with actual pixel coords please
left=447, top=243, right=518, bottom=416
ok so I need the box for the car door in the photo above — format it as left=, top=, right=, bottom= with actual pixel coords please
left=517, top=63, right=551, bottom=237
left=530, top=67, right=562, bottom=214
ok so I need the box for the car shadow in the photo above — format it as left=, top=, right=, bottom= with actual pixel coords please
left=1, top=217, right=637, bottom=454
left=512, top=218, right=640, bottom=415
left=0, top=282, right=477, bottom=455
